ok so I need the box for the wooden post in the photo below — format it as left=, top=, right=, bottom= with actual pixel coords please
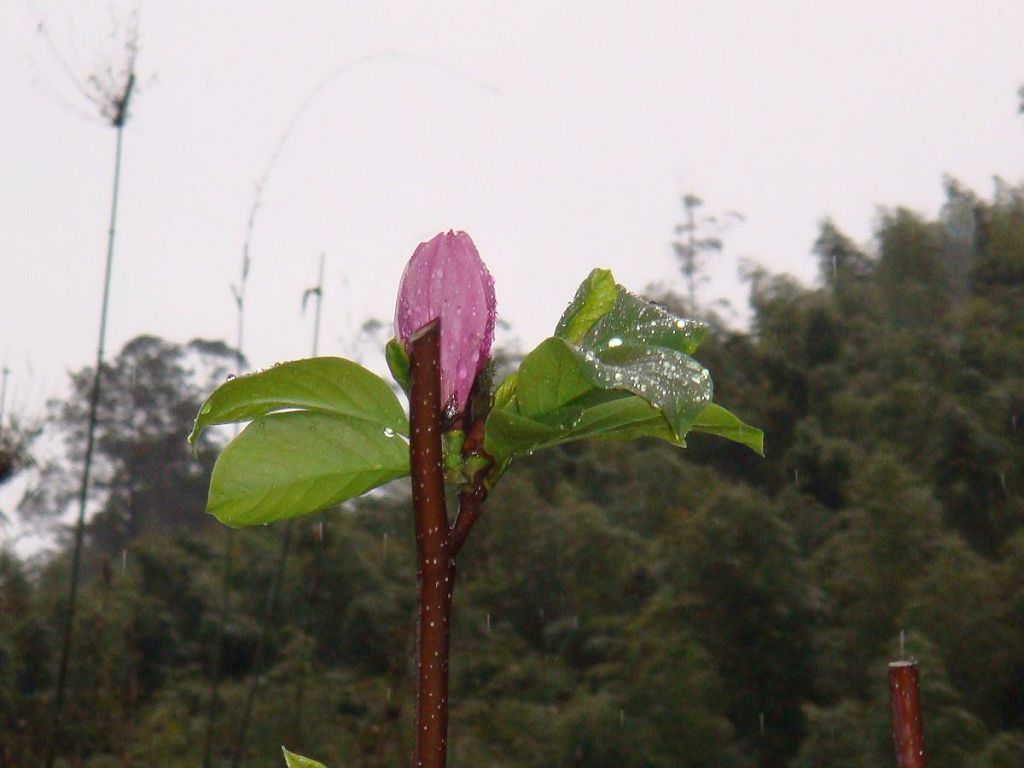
left=889, top=660, right=927, bottom=768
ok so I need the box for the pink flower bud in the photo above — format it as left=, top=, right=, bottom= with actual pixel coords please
left=395, top=230, right=496, bottom=416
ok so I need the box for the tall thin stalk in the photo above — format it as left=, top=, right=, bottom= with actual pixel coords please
left=408, top=323, right=454, bottom=768
left=45, top=72, right=135, bottom=768
left=230, top=254, right=325, bottom=766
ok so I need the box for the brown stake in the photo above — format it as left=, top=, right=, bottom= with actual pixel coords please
left=889, top=660, right=927, bottom=768
left=409, top=322, right=453, bottom=768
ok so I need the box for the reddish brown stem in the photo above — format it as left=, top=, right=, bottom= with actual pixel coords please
left=889, top=660, right=927, bottom=768
left=451, top=488, right=483, bottom=557
left=450, top=414, right=490, bottom=556
left=408, top=323, right=453, bottom=768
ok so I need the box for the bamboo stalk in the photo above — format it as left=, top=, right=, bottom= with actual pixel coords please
left=46, top=97, right=131, bottom=767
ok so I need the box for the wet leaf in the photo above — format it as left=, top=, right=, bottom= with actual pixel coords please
left=574, top=342, right=711, bottom=439
left=580, top=286, right=706, bottom=356
left=208, top=410, right=409, bottom=527
left=567, top=287, right=712, bottom=437
left=484, top=270, right=761, bottom=478
left=486, top=389, right=678, bottom=471
left=555, top=268, right=617, bottom=344
left=554, top=390, right=683, bottom=443
left=189, top=356, right=408, bottom=448
left=485, top=387, right=761, bottom=479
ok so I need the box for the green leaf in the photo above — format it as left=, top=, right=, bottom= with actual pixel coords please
left=485, top=389, right=681, bottom=472
left=691, top=403, right=764, bottom=455
left=581, top=286, right=707, bottom=356
left=385, top=337, right=411, bottom=393
left=485, top=390, right=762, bottom=482
left=282, top=747, right=327, bottom=768
left=513, top=331, right=712, bottom=442
left=208, top=410, right=409, bottom=527
left=569, top=287, right=712, bottom=438
left=554, top=268, right=617, bottom=344
left=493, top=371, right=518, bottom=409
left=516, top=338, right=593, bottom=417
left=572, top=342, right=712, bottom=439
left=484, top=270, right=761, bottom=478
left=189, top=357, right=407, bottom=448
left=484, top=407, right=561, bottom=472
left=552, top=390, right=684, bottom=444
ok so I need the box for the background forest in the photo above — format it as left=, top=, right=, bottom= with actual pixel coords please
left=2, top=179, right=1024, bottom=767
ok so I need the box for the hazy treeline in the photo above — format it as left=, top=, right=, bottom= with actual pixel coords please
left=1, top=179, right=1023, bottom=767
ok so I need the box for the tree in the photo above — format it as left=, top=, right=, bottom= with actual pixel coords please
left=19, top=336, right=237, bottom=552
left=673, top=193, right=743, bottom=312
left=661, top=488, right=813, bottom=768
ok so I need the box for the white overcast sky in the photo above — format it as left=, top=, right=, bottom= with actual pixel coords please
left=2, top=1, right=1023, bottom=419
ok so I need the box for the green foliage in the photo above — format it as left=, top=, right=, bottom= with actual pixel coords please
left=789, top=699, right=888, bottom=768
left=554, top=267, right=618, bottom=344
left=190, top=356, right=409, bottom=444
left=208, top=411, right=410, bottom=526
left=18, top=335, right=237, bottom=549
left=550, top=276, right=713, bottom=439
left=6, top=179, right=1024, bottom=766
left=198, top=272, right=760, bottom=521
left=384, top=337, right=410, bottom=393
left=662, top=489, right=812, bottom=766
left=283, top=747, right=328, bottom=767
left=975, top=731, right=1024, bottom=768
left=190, top=357, right=410, bottom=526
left=485, top=270, right=761, bottom=476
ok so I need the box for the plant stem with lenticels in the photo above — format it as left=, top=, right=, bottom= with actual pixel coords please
left=408, top=322, right=454, bottom=768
